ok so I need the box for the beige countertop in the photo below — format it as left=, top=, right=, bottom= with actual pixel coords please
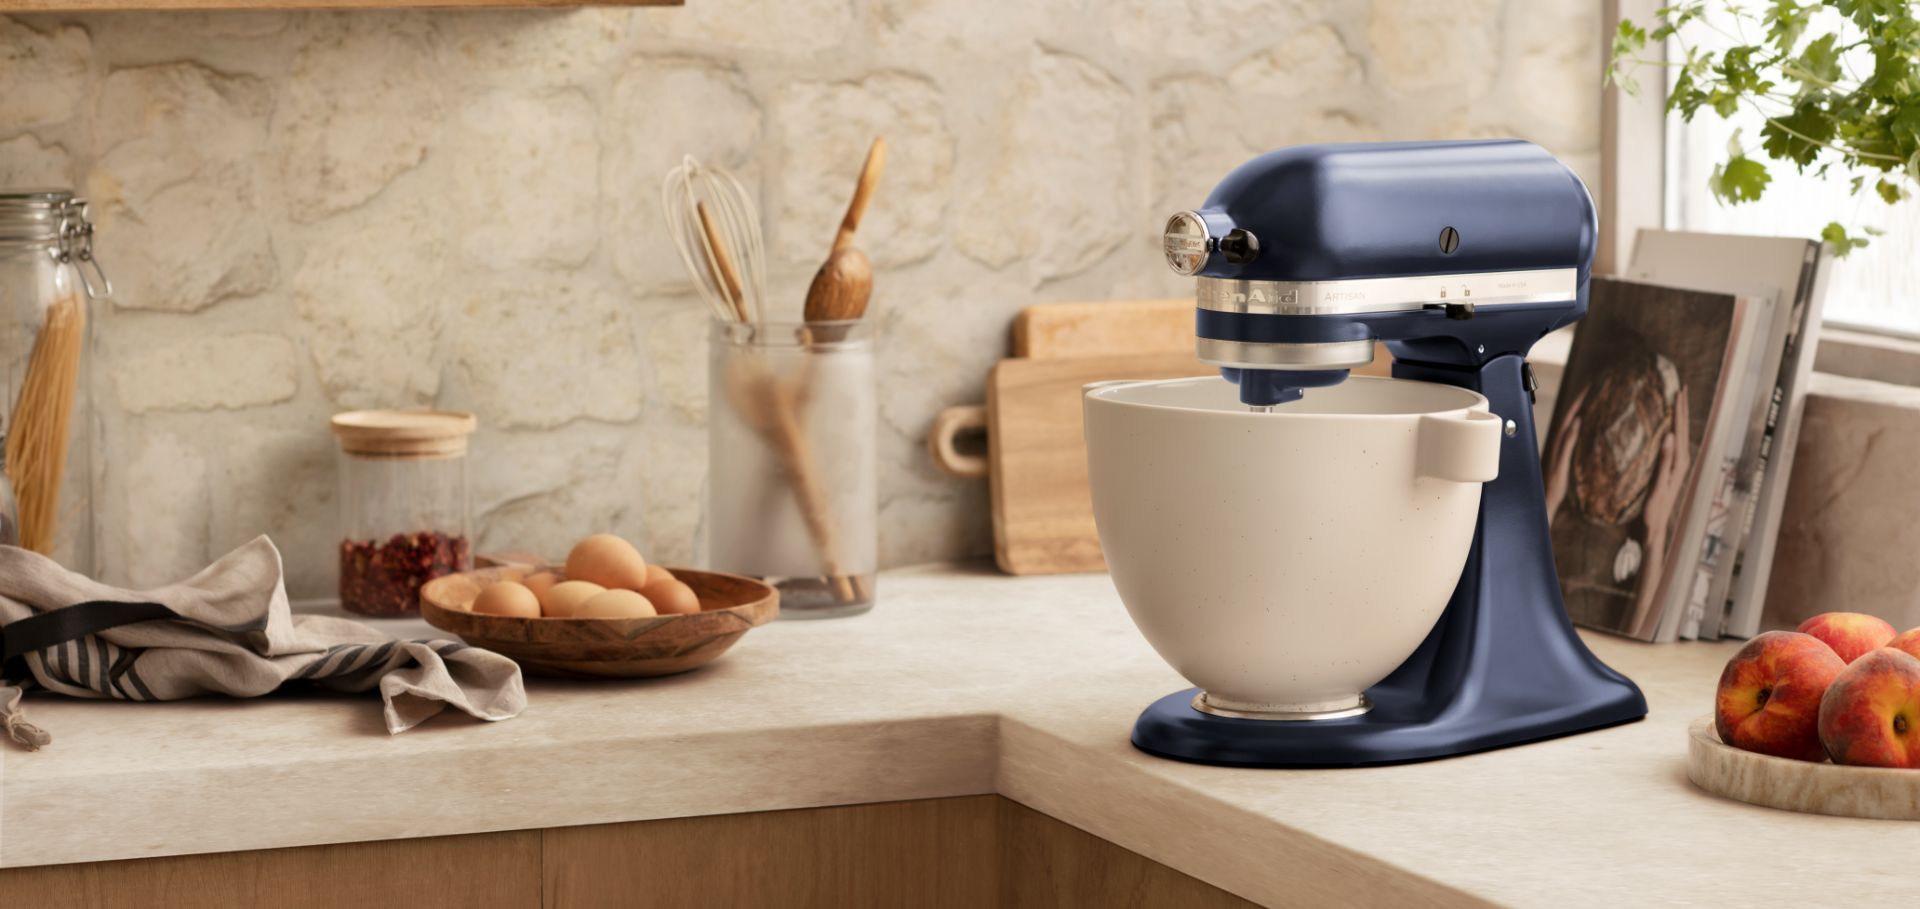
left=0, top=563, right=1895, bottom=907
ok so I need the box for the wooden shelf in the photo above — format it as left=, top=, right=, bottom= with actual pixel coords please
left=3, top=0, right=676, bottom=9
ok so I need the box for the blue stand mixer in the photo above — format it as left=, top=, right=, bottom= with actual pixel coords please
left=1132, top=139, right=1647, bottom=767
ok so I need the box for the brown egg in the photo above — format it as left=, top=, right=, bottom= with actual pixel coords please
left=576, top=588, right=657, bottom=619
left=643, top=564, right=676, bottom=587
left=565, top=534, right=649, bottom=590
left=522, top=572, right=561, bottom=599
left=540, top=580, right=606, bottom=618
left=471, top=581, right=541, bottom=618
left=640, top=577, right=700, bottom=615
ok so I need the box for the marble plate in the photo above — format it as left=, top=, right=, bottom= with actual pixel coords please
left=1687, top=716, right=1920, bottom=819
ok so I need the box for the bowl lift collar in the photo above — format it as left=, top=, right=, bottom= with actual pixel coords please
left=1138, top=139, right=1647, bottom=766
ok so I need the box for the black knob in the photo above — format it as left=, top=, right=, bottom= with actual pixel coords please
left=1443, top=302, right=1475, bottom=320
left=1218, top=228, right=1260, bottom=265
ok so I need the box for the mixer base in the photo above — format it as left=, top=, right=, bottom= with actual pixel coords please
left=1133, top=684, right=1644, bottom=768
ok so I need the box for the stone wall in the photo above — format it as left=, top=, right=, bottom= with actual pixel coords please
left=0, top=0, right=1601, bottom=598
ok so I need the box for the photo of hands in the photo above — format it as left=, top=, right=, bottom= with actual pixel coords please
left=1547, top=278, right=1745, bottom=641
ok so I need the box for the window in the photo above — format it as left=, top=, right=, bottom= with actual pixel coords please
left=1656, top=8, right=1920, bottom=339
left=1668, top=92, right=1920, bottom=340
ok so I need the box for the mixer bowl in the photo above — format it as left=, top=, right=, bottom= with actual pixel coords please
left=1084, top=375, right=1502, bottom=718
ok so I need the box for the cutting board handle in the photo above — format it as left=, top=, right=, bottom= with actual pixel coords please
left=928, top=404, right=989, bottom=478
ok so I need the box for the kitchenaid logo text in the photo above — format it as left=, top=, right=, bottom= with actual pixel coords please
left=1198, top=284, right=1364, bottom=309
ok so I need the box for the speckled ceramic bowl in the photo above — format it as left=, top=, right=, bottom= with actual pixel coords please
left=1085, top=375, right=1501, bottom=719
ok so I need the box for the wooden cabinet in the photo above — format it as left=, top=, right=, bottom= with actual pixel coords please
left=0, top=796, right=1259, bottom=908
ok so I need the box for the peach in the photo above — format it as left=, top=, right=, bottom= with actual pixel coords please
left=1888, top=628, right=1920, bottom=660
left=1817, top=648, right=1920, bottom=768
left=1715, top=631, right=1846, bottom=761
left=1797, top=612, right=1896, bottom=663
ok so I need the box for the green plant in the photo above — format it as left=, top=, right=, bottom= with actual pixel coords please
left=1610, top=0, right=1920, bottom=253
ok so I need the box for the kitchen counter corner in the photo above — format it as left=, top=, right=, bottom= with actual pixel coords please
left=0, top=564, right=1892, bottom=908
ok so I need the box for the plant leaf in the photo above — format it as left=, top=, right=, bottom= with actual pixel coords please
left=1760, top=101, right=1837, bottom=167
left=1820, top=221, right=1870, bottom=256
left=1791, top=33, right=1843, bottom=93
left=1608, top=19, right=1650, bottom=92
left=1765, top=0, right=1810, bottom=51
left=1710, top=155, right=1773, bottom=204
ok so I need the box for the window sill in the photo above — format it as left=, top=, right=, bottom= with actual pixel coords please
left=1814, top=327, right=1920, bottom=388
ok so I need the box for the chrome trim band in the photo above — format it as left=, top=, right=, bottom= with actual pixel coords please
left=1196, top=267, right=1579, bottom=315
left=1195, top=337, right=1375, bottom=370
left=1192, top=691, right=1374, bottom=721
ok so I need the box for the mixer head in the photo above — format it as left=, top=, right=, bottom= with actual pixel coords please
left=1164, top=140, right=1598, bottom=406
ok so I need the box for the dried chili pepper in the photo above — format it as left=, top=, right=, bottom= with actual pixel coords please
left=338, top=531, right=471, bottom=617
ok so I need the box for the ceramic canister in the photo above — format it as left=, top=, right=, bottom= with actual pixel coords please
left=1083, top=375, right=1502, bottom=718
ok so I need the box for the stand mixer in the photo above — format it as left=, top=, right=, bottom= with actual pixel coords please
left=1097, top=139, right=1647, bottom=767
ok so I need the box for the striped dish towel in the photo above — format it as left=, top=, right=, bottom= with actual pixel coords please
left=0, top=536, right=525, bottom=750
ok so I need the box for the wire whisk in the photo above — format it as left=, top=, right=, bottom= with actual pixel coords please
left=662, top=155, right=766, bottom=327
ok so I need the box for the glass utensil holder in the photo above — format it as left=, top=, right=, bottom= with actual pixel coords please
left=708, top=320, right=877, bottom=618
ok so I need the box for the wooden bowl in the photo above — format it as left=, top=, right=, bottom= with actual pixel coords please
left=419, top=565, right=778, bottom=679
left=1687, top=715, right=1920, bottom=819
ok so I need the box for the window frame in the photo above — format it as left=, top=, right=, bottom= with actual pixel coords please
left=1597, top=0, right=1668, bottom=277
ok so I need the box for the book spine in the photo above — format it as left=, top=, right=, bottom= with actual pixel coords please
left=1719, top=386, right=1782, bottom=637
left=1726, top=243, right=1825, bottom=637
left=1680, top=459, right=1738, bottom=639
left=1658, top=298, right=1756, bottom=643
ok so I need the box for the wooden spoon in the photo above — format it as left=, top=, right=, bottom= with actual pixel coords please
left=804, top=247, right=873, bottom=327
left=804, top=137, right=887, bottom=324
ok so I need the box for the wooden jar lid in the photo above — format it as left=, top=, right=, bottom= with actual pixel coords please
left=330, top=410, right=477, bottom=459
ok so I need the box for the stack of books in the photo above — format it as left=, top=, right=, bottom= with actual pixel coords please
left=1549, top=230, right=1832, bottom=642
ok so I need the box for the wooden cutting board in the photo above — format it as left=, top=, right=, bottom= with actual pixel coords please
left=985, top=352, right=1215, bottom=575
left=1011, top=298, right=1190, bottom=358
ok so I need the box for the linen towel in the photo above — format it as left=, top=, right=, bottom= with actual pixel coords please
left=0, top=536, right=525, bottom=749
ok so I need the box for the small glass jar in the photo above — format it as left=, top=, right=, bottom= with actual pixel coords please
left=330, top=410, right=476, bottom=617
left=0, top=190, right=108, bottom=567
left=707, top=319, right=877, bottom=618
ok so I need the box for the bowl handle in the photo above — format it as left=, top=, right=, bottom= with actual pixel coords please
left=1417, top=410, right=1503, bottom=483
